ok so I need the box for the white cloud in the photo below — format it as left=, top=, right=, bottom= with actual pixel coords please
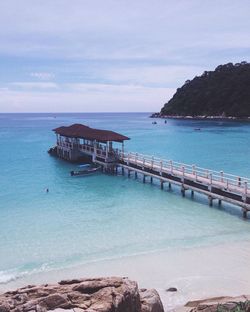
left=30, top=72, right=55, bottom=80
left=11, top=82, right=59, bottom=90
left=0, top=83, right=175, bottom=112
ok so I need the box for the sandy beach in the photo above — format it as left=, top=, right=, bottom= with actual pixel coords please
left=2, top=240, right=250, bottom=311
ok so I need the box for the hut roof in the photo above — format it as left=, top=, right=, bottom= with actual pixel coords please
left=53, top=124, right=130, bottom=143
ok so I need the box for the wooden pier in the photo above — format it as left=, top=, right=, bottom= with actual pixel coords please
left=49, top=123, right=250, bottom=218
left=117, top=151, right=250, bottom=218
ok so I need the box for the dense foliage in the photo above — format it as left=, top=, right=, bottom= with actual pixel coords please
left=160, top=62, right=250, bottom=117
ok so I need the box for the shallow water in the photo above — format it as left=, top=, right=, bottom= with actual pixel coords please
left=0, top=113, right=250, bottom=288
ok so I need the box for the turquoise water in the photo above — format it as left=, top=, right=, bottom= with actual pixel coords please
left=1, top=113, right=250, bottom=284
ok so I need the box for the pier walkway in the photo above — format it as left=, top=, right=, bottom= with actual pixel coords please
left=117, top=151, right=250, bottom=217
left=50, top=123, right=250, bottom=218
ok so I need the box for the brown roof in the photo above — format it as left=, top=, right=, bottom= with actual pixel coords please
left=53, top=124, right=130, bottom=142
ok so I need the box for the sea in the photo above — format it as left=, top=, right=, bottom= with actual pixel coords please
left=1, top=112, right=250, bottom=310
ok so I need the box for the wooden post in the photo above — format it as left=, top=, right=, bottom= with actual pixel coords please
left=93, top=139, right=97, bottom=162
left=208, top=173, right=212, bottom=192
left=209, top=173, right=212, bottom=186
left=143, top=175, right=146, bottom=183
left=191, top=190, right=194, bottom=198
left=150, top=176, right=153, bottom=183
left=220, top=171, right=224, bottom=182
left=208, top=195, right=213, bottom=207
left=243, top=209, right=247, bottom=219
left=169, top=182, right=171, bottom=189
left=135, top=171, right=138, bottom=179
left=218, top=199, right=222, bottom=206
left=244, top=182, right=248, bottom=198
left=192, top=165, right=196, bottom=175
left=182, top=166, right=185, bottom=182
left=122, top=167, right=124, bottom=175
left=106, top=141, right=109, bottom=159
left=160, top=180, right=164, bottom=190
left=181, top=185, right=185, bottom=197
left=127, top=153, right=130, bottom=164
left=170, top=160, right=173, bottom=174
left=122, top=142, right=124, bottom=159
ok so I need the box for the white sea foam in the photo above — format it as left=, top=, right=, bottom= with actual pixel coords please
left=0, top=270, right=22, bottom=284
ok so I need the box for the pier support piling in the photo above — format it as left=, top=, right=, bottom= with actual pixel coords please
left=135, top=171, right=138, bottom=179
left=191, top=190, right=194, bottom=198
left=243, top=210, right=248, bottom=219
left=122, top=167, right=124, bottom=175
left=181, top=185, right=185, bottom=197
left=218, top=199, right=222, bottom=206
left=160, top=181, right=164, bottom=190
left=143, top=175, right=146, bottom=183
left=208, top=195, right=213, bottom=207
left=150, top=177, right=153, bottom=183
left=169, top=182, right=171, bottom=189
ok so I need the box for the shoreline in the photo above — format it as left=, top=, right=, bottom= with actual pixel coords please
left=150, top=113, right=250, bottom=121
left=2, top=240, right=250, bottom=311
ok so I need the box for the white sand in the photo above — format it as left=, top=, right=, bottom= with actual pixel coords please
left=1, top=241, right=250, bottom=311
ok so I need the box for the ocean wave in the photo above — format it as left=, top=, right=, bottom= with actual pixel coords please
left=0, top=270, right=23, bottom=284
left=0, top=263, right=51, bottom=285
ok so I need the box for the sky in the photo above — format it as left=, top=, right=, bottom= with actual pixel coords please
left=0, top=0, right=250, bottom=112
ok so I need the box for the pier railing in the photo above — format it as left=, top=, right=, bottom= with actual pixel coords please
left=119, top=151, right=250, bottom=198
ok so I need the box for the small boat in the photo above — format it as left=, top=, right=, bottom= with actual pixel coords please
left=70, top=165, right=101, bottom=176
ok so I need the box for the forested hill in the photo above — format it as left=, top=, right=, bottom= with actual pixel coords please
left=160, top=62, right=250, bottom=118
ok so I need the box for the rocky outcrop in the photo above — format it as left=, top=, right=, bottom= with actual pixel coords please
left=184, top=295, right=250, bottom=312
left=0, top=277, right=164, bottom=312
left=160, top=61, right=250, bottom=118
left=139, top=289, right=164, bottom=312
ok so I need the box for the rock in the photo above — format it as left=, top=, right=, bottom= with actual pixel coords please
left=0, top=303, right=10, bottom=312
left=58, top=279, right=83, bottom=285
left=140, top=289, right=164, bottom=312
left=0, top=277, right=164, bottom=312
left=166, top=287, right=177, bottom=292
left=72, top=278, right=123, bottom=294
left=39, top=294, right=72, bottom=310
left=36, top=305, right=47, bottom=312
left=185, top=295, right=250, bottom=312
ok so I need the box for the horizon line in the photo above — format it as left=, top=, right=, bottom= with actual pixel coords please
left=0, top=111, right=154, bottom=114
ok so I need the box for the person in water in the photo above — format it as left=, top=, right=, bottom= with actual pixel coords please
left=46, top=188, right=49, bottom=193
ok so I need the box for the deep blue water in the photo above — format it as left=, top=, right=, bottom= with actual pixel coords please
left=0, top=113, right=250, bottom=284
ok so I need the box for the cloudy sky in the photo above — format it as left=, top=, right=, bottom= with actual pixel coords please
left=0, top=0, right=250, bottom=112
